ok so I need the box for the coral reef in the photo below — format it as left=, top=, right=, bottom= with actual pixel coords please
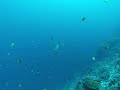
left=64, top=37, right=120, bottom=90
left=83, top=76, right=100, bottom=90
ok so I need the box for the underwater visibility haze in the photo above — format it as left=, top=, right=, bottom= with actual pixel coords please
left=0, top=0, right=120, bottom=90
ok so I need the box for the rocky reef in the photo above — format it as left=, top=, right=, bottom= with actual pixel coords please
left=64, top=37, right=120, bottom=90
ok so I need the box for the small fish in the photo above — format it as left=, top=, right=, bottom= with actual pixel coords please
left=17, top=59, right=22, bottom=64
left=82, top=17, right=86, bottom=21
left=51, top=34, right=54, bottom=41
left=54, top=44, right=59, bottom=51
left=104, top=0, right=109, bottom=3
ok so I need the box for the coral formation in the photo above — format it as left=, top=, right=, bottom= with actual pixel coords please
left=83, top=76, right=100, bottom=90
left=64, top=37, right=120, bottom=90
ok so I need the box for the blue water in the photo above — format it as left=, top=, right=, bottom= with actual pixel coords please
left=0, top=0, right=120, bottom=90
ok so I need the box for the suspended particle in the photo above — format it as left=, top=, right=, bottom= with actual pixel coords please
left=11, top=42, right=15, bottom=48
left=92, top=56, right=96, bottom=61
left=18, top=84, right=22, bottom=87
left=7, top=52, right=10, bottom=56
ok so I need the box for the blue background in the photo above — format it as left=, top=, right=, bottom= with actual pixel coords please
left=0, top=0, right=120, bottom=89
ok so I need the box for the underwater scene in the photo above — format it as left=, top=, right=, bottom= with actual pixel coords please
left=0, top=0, right=120, bottom=90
